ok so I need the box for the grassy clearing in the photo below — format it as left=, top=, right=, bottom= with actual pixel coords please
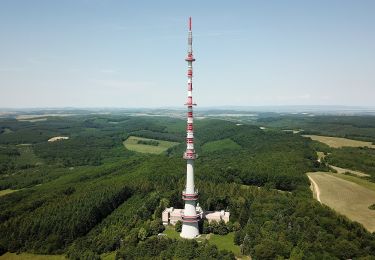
left=303, top=135, right=375, bottom=148
left=163, top=227, right=241, bottom=256
left=0, top=252, right=65, bottom=260
left=307, top=172, right=375, bottom=232
left=2, top=128, right=13, bottom=134
left=123, top=136, right=179, bottom=154
left=316, top=151, right=326, bottom=161
left=0, top=189, right=18, bottom=197
left=17, top=145, right=42, bottom=165
left=101, top=251, right=116, bottom=260
left=330, top=165, right=369, bottom=177
left=331, top=172, right=375, bottom=192
left=209, top=232, right=241, bottom=256
left=163, top=226, right=181, bottom=239
left=202, top=138, right=241, bottom=153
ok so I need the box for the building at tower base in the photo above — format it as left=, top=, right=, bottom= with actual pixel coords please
left=162, top=207, right=230, bottom=226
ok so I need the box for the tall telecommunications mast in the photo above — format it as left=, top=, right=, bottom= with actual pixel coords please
left=180, top=17, right=200, bottom=239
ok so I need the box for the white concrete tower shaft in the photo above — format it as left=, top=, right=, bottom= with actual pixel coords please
left=181, top=17, right=200, bottom=239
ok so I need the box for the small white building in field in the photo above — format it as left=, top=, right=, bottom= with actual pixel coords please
left=162, top=205, right=229, bottom=225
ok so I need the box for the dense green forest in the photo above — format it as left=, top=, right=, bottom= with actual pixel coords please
left=326, top=147, right=375, bottom=179
left=0, top=113, right=375, bottom=259
left=256, top=115, right=375, bottom=143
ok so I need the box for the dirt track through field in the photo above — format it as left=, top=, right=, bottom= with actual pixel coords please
left=307, top=172, right=375, bottom=232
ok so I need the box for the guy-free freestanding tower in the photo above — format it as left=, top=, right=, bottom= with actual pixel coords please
left=180, top=17, right=200, bottom=239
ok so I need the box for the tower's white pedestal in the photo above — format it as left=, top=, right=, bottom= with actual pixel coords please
left=180, top=221, right=199, bottom=239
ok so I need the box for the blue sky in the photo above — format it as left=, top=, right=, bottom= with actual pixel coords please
left=0, top=0, right=374, bottom=108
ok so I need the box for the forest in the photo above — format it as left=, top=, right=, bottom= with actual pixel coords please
left=0, top=113, right=375, bottom=259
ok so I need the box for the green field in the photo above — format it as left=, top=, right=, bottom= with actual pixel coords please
left=0, top=253, right=65, bottom=260
left=100, top=252, right=116, bottom=260
left=307, top=172, right=375, bottom=232
left=202, top=138, right=241, bottom=153
left=330, top=165, right=369, bottom=177
left=209, top=232, right=241, bottom=256
left=16, top=145, right=42, bottom=166
left=163, top=226, right=181, bottom=239
left=0, top=189, right=18, bottom=197
left=331, top=172, right=375, bottom=192
left=123, top=136, right=179, bottom=154
left=163, top=227, right=241, bottom=256
left=303, top=135, right=375, bottom=148
left=2, top=128, right=13, bottom=134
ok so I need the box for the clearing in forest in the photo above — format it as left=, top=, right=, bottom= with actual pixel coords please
left=0, top=252, right=65, bottom=260
left=307, top=172, right=375, bottom=232
left=0, top=189, right=18, bottom=197
left=202, top=138, right=241, bottom=153
left=16, top=145, right=43, bottom=165
left=123, top=136, right=179, bottom=154
left=48, top=136, right=69, bottom=142
left=303, top=135, right=375, bottom=148
left=330, top=165, right=370, bottom=177
left=163, top=227, right=241, bottom=257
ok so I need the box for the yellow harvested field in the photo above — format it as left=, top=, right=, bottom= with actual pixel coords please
left=48, top=136, right=69, bottom=142
left=303, top=135, right=375, bottom=148
left=0, top=253, right=65, bottom=260
left=330, top=165, right=370, bottom=177
left=123, top=136, right=179, bottom=154
left=307, top=172, right=375, bottom=232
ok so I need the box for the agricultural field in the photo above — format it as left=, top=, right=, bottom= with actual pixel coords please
left=307, top=172, right=375, bottom=232
left=201, top=138, right=241, bottom=153
left=123, top=136, right=179, bottom=154
left=303, top=135, right=375, bottom=148
left=331, top=173, right=375, bottom=192
left=330, top=165, right=369, bottom=177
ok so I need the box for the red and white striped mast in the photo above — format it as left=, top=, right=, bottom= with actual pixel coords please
left=180, top=17, right=200, bottom=239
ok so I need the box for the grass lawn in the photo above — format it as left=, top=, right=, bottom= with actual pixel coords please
left=0, top=189, right=18, bottom=197
left=307, top=172, right=375, bottom=232
left=208, top=232, right=241, bottom=256
left=123, top=136, right=179, bottom=154
left=163, top=227, right=241, bottom=256
left=303, top=135, right=375, bottom=148
left=202, top=138, right=241, bottom=153
left=0, top=253, right=65, bottom=260
left=163, top=226, right=181, bottom=239
left=101, top=251, right=116, bottom=260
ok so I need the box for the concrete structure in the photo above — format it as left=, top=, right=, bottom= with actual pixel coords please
left=180, top=17, right=200, bottom=239
left=204, top=210, right=230, bottom=223
left=162, top=206, right=230, bottom=225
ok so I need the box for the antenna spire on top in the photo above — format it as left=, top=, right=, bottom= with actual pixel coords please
left=189, top=17, right=192, bottom=31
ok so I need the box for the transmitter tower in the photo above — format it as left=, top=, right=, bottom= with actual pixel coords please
left=180, top=17, right=200, bottom=239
